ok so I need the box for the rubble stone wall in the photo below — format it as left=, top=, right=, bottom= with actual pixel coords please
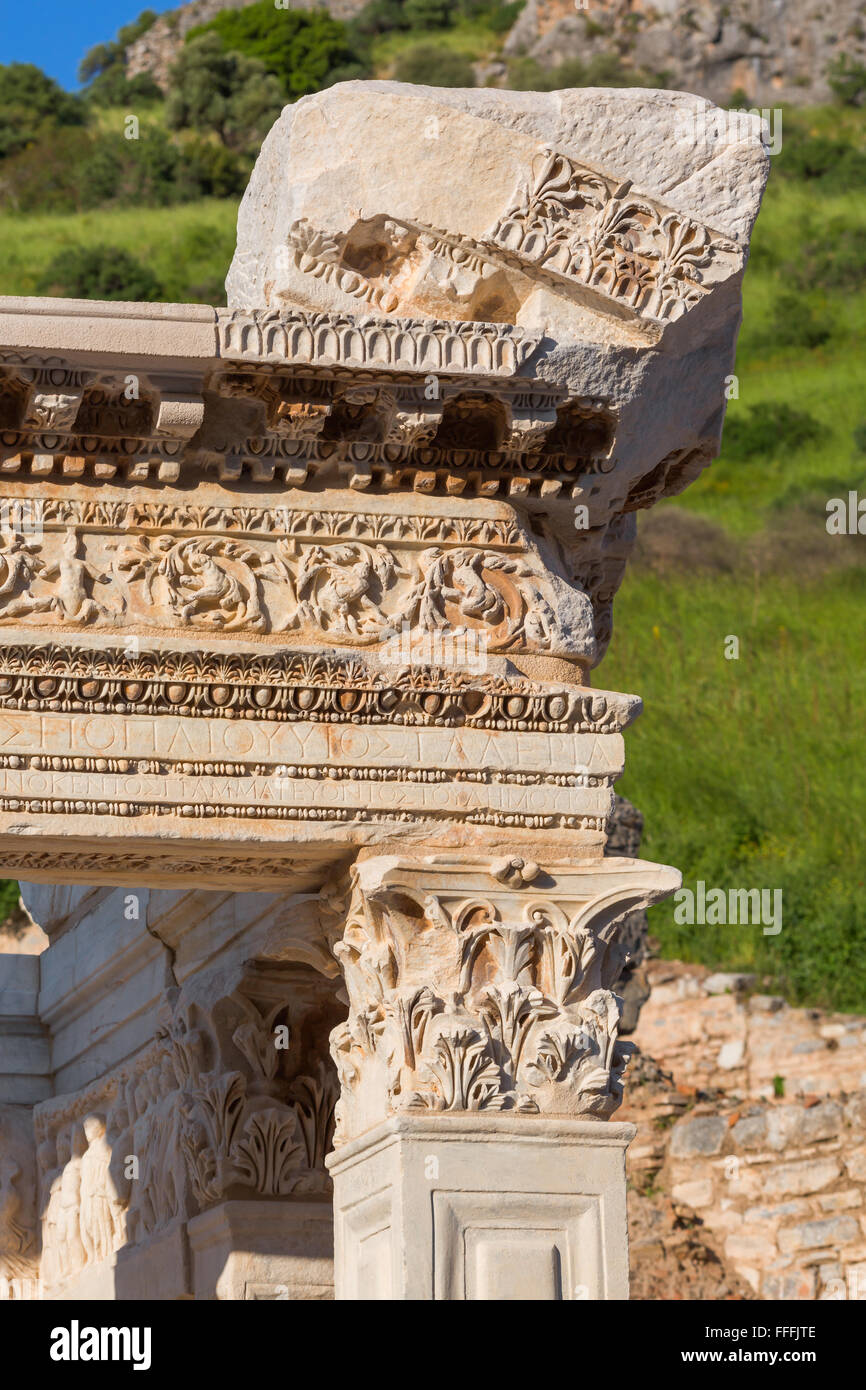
left=624, top=962, right=866, bottom=1300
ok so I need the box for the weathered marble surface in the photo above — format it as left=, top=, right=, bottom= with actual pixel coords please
left=0, top=83, right=768, bottom=1300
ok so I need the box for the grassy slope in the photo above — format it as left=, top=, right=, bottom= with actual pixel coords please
left=597, top=115, right=866, bottom=1009
left=0, top=199, right=239, bottom=304
left=0, top=105, right=863, bottom=1007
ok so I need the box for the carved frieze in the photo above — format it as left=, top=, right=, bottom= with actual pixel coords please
left=486, top=147, right=743, bottom=322
left=0, top=510, right=599, bottom=660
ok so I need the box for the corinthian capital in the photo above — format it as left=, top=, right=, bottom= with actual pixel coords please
left=328, top=853, right=679, bottom=1141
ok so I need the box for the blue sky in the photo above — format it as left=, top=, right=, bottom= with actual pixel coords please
left=2, top=0, right=150, bottom=90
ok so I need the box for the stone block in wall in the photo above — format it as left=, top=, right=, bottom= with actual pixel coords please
left=0, top=955, right=50, bottom=1105
left=670, top=1114, right=727, bottom=1158
left=844, top=1147, right=866, bottom=1182
left=776, top=1215, right=860, bottom=1255
left=188, top=1201, right=334, bottom=1301
left=762, top=1158, right=841, bottom=1199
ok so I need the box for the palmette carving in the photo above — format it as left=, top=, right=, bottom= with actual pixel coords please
left=327, top=856, right=680, bottom=1141
left=163, top=985, right=337, bottom=1202
left=487, top=147, right=742, bottom=322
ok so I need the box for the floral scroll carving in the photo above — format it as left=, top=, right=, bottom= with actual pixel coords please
left=487, top=147, right=742, bottom=322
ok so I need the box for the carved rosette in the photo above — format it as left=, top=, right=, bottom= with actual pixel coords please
left=327, top=854, right=680, bottom=1142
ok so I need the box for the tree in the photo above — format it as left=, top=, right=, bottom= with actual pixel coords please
left=78, top=10, right=163, bottom=106
left=166, top=34, right=284, bottom=149
left=36, top=246, right=163, bottom=302
left=0, top=64, right=85, bottom=160
left=188, top=0, right=366, bottom=98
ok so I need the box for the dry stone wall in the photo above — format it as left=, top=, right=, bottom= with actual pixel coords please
left=623, top=962, right=866, bottom=1300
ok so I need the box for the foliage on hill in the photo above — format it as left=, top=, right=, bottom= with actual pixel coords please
left=188, top=0, right=367, bottom=96
left=165, top=32, right=284, bottom=147
left=78, top=8, right=164, bottom=106
left=0, top=63, right=86, bottom=160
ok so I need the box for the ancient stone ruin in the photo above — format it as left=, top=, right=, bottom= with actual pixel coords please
left=0, top=83, right=768, bottom=1300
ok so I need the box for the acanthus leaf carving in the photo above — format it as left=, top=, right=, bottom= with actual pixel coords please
left=328, top=857, right=676, bottom=1141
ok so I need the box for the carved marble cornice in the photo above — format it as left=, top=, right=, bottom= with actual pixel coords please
left=0, top=299, right=620, bottom=498
left=0, top=642, right=638, bottom=730
left=217, top=308, right=541, bottom=374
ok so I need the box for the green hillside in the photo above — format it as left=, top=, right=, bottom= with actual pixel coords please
left=599, top=107, right=866, bottom=1008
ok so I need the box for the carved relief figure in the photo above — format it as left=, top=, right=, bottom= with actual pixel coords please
left=41, top=527, right=114, bottom=623
left=294, top=542, right=400, bottom=637
left=55, top=1129, right=86, bottom=1284
left=0, top=535, right=51, bottom=619
left=112, top=535, right=270, bottom=631
left=0, top=1106, right=37, bottom=1286
left=79, top=1114, right=124, bottom=1266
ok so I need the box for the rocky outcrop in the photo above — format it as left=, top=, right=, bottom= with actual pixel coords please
left=507, top=0, right=866, bottom=107
left=126, top=0, right=866, bottom=104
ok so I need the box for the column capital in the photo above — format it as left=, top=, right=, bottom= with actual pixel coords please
left=328, top=852, right=679, bottom=1142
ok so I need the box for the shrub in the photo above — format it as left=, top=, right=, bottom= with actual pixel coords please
left=507, top=52, right=664, bottom=91
left=486, top=0, right=525, bottom=33
left=393, top=43, right=475, bottom=86
left=36, top=245, right=164, bottom=301
left=117, top=9, right=159, bottom=47
left=403, top=0, right=455, bottom=29
left=83, top=67, right=164, bottom=107
left=721, top=402, right=822, bottom=460
left=827, top=54, right=866, bottom=107
left=349, top=0, right=411, bottom=41
left=769, top=291, right=838, bottom=351
left=786, top=223, right=866, bottom=293
left=776, top=132, right=866, bottom=191
left=180, top=138, right=250, bottom=198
